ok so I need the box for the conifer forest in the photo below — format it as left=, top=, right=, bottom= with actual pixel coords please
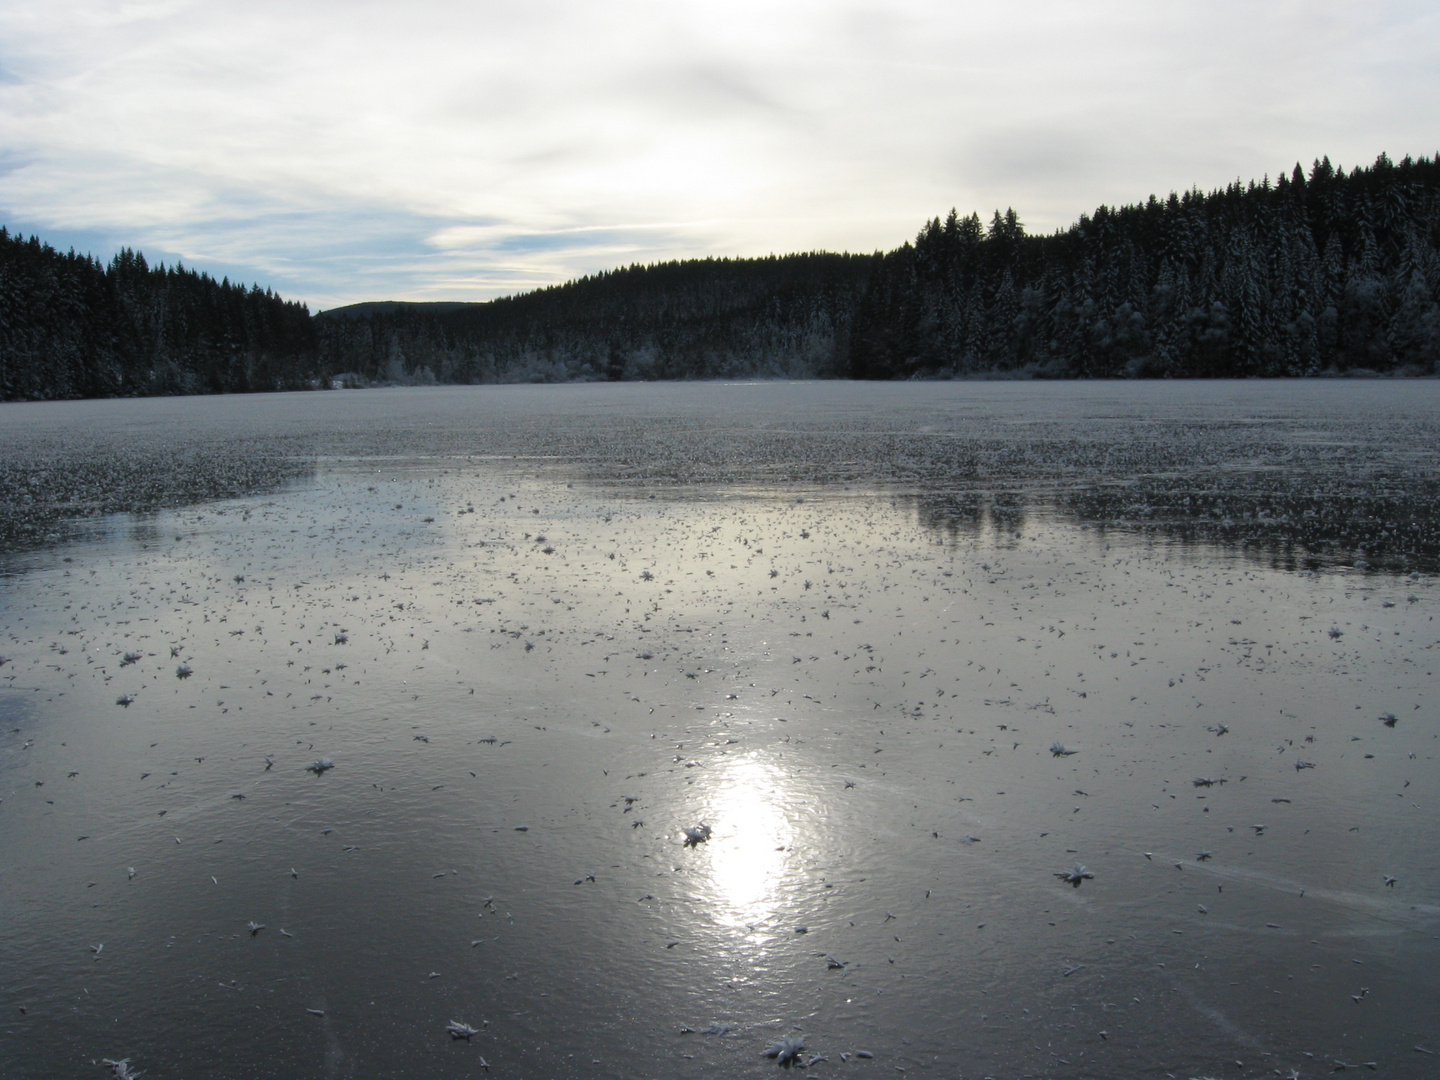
left=3, top=152, right=1439, bottom=400
left=0, top=241, right=319, bottom=400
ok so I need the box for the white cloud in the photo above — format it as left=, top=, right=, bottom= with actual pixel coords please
left=1, top=0, right=1437, bottom=307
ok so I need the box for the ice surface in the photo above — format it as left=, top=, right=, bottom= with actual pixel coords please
left=0, top=380, right=1436, bottom=1078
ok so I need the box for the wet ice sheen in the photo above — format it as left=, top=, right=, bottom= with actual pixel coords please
left=0, top=380, right=1437, bottom=1079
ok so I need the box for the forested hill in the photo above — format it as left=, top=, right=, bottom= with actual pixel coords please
left=851, top=152, right=1440, bottom=378
left=314, top=254, right=871, bottom=383
left=316, top=153, right=1440, bottom=384
left=0, top=232, right=319, bottom=400
left=3, top=151, right=1439, bottom=401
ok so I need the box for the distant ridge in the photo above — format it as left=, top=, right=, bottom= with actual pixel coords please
left=315, top=253, right=870, bottom=384
left=3, top=151, right=1439, bottom=400
left=318, top=300, right=481, bottom=319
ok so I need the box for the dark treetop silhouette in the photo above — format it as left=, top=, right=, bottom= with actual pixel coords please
left=3, top=152, right=1438, bottom=400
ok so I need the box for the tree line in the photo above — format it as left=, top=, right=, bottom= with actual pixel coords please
left=314, top=254, right=871, bottom=385
left=851, top=152, right=1440, bottom=378
left=3, top=151, right=1438, bottom=400
left=0, top=231, right=319, bottom=400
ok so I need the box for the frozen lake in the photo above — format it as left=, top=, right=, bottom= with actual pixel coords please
left=1, top=380, right=1437, bottom=1079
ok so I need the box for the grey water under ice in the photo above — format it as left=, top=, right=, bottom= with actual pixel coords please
left=0, top=380, right=1437, bottom=1079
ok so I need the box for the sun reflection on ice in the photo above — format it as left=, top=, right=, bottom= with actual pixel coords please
left=701, top=753, right=795, bottom=928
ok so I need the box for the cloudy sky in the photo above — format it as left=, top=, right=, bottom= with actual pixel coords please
left=1, top=1, right=1437, bottom=309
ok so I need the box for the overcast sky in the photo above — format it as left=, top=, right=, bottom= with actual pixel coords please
left=1, top=1, right=1437, bottom=309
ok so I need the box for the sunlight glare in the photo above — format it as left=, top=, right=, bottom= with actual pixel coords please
left=703, top=753, right=794, bottom=927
